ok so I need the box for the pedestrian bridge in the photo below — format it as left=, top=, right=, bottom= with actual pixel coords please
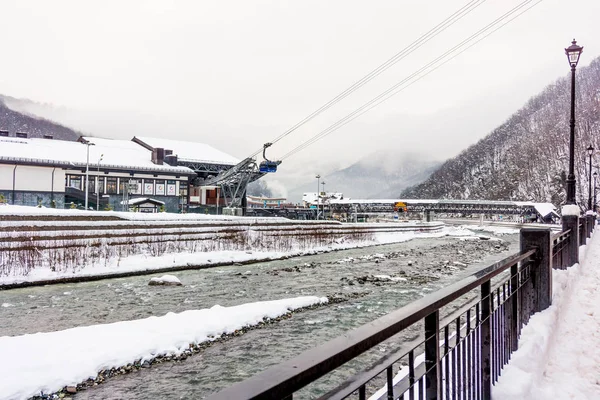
left=207, top=213, right=596, bottom=400
left=329, top=198, right=559, bottom=222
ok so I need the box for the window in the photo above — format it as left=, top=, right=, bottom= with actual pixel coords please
left=155, top=180, right=165, bottom=195
left=106, top=177, right=118, bottom=194
left=68, top=175, right=82, bottom=190
left=97, top=177, right=105, bottom=194
left=143, top=180, right=154, bottom=195
left=167, top=180, right=177, bottom=196
left=127, top=179, right=141, bottom=195
left=16, top=132, right=27, bottom=138
left=0, top=130, right=8, bottom=137
left=179, top=181, right=188, bottom=197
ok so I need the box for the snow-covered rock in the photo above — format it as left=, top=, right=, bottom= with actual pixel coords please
left=148, top=275, right=182, bottom=286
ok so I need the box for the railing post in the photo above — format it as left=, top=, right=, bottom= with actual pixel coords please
left=480, top=281, right=491, bottom=400
left=580, top=218, right=587, bottom=245
left=424, top=311, right=440, bottom=400
left=587, top=214, right=594, bottom=237
left=562, top=215, right=579, bottom=266
left=520, top=228, right=552, bottom=311
left=510, top=264, right=519, bottom=351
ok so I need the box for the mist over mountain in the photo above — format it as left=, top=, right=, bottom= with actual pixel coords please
left=402, top=56, right=600, bottom=207
left=0, top=95, right=81, bottom=141
left=287, top=151, right=440, bottom=202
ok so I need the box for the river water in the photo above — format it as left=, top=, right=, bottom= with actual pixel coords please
left=0, top=231, right=518, bottom=399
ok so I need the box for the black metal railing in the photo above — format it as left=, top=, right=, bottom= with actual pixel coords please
left=552, top=229, right=571, bottom=270
left=209, top=222, right=593, bottom=400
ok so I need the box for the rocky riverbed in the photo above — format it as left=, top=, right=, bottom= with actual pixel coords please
left=1, top=231, right=518, bottom=399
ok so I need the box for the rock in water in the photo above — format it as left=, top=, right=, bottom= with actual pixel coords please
left=148, top=275, right=182, bottom=286
left=66, top=386, right=77, bottom=394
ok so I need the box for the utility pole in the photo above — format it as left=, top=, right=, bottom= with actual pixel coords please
left=315, top=174, right=320, bottom=220
left=84, top=142, right=94, bottom=210
left=321, top=181, right=326, bottom=220
left=96, top=154, right=103, bottom=211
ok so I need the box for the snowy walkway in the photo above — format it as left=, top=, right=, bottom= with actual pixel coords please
left=494, top=230, right=600, bottom=399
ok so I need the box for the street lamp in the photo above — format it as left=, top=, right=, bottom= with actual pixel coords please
left=587, top=145, right=594, bottom=210
left=96, top=154, right=103, bottom=211
left=594, top=171, right=598, bottom=212
left=83, top=141, right=95, bottom=210
left=564, top=39, right=583, bottom=205
left=321, top=181, right=326, bottom=220
left=315, top=174, right=320, bottom=220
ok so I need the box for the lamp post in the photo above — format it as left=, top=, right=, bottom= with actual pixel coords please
left=587, top=145, right=594, bottom=210
left=564, top=39, right=584, bottom=205
left=315, top=174, right=320, bottom=220
left=84, top=141, right=95, bottom=210
left=594, top=171, right=598, bottom=212
left=96, top=154, right=103, bottom=211
left=321, top=181, right=326, bottom=220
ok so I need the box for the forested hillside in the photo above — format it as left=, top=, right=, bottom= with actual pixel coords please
left=402, top=57, right=600, bottom=207
left=0, top=95, right=81, bottom=141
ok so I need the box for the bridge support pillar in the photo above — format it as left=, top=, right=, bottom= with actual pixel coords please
left=520, top=228, right=552, bottom=312
left=562, top=215, right=579, bottom=267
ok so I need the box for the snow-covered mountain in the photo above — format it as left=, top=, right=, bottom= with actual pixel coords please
left=402, top=56, right=600, bottom=207
left=288, top=151, right=440, bottom=201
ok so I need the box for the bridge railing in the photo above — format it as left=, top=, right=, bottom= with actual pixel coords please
left=208, top=220, right=594, bottom=400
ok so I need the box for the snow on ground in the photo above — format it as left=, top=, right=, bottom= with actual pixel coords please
left=0, top=204, right=291, bottom=222
left=0, top=227, right=470, bottom=286
left=0, top=296, right=327, bottom=400
left=494, top=230, right=600, bottom=399
left=461, top=225, right=520, bottom=236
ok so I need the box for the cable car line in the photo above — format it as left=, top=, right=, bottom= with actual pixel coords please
left=280, top=0, right=542, bottom=161
left=245, top=0, right=489, bottom=159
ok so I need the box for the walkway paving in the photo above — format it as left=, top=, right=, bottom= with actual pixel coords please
left=494, top=228, right=600, bottom=399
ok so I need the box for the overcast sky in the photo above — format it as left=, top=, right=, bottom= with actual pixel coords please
left=1, top=0, right=599, bottom=193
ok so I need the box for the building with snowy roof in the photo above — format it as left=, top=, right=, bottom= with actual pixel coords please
left=0, top=136, right=196, bottom=211
left=131, top=136, right=242, bottom=211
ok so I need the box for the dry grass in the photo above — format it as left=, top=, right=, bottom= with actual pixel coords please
left=0, top=228, right=374, bottom=277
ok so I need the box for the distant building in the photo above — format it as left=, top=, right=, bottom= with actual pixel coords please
left=302, top=192, right=343, bottom=208
left=120, top=197, right=165, bottom=213
left=246, top=195, right=288, bottom=209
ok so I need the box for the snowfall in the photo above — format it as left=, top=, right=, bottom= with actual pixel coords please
left=0, top=296, right=328, bottom=400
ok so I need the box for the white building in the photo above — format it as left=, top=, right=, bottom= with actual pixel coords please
left=0, top=136, right=194, bottom=211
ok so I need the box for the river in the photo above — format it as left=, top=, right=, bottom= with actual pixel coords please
left=0, top=231, right=518, bottom=399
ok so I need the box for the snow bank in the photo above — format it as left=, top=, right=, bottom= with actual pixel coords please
left=494, top=232, right=600, bottom=399
left=0, top=296, right=327, bottom=400
left=462, top=225, right=520, bottom=236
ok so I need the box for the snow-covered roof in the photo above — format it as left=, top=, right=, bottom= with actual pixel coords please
left=514, top=202, right=558, bottom=217
left=0, top=137, right=195, bottom=175
left=120, top=197, right=165, bottom=206
left=133, top=136, right=239, bottom=166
